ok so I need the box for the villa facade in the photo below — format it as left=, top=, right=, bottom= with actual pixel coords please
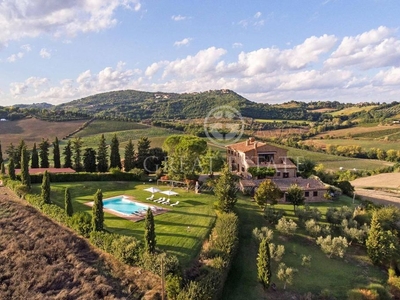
left=226, top=137, right=328, bottom=202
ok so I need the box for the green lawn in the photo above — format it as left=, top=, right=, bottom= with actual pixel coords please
left=222, top=196, right=387, bottom=299
left=32, top=181, right=216, bottom=267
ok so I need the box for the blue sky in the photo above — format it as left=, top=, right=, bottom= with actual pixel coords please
left=1, top=0, right=400, bottom=106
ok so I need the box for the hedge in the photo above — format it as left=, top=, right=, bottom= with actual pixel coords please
left=19, top=171, right=143, bottom=184
left=177, top=212, right=239, bottom=300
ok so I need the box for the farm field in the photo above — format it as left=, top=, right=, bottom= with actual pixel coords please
left=351, top=173, right=400, bottom=189
left=304, top=138, right=400, bottom=151
left=0, top=186, right=161, bottom=299
left=329, top=105, right=378, bottom=116
left=285, top=146, right=392, bottom=171
left=31, top=181, right=216, bottom=267
left=222, top=196, right=387, bottom=299
left=0, top=118, right=86, bottom=149
left=313, top=124, right=397, bottom=139
left=255, top=119, right=309, bottom=124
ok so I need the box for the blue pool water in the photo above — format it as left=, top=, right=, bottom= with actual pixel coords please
left=103, top=196, right=149, bottom=216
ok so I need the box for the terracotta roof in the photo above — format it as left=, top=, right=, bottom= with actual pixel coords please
left=226, top=139, right=287, bottom=153
left=15, top=168, right=76, bottom=175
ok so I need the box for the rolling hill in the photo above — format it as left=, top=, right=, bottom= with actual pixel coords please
left=56, top=89, right=313, bottom=121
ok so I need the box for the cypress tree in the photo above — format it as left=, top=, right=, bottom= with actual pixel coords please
left=53, top=137, right=61, bottom=168
left=20, top=146, right=31, bottom=189
left=41, top=170, right=51, bottom=204
left=257, top=238, right=272, bottom=290
left=63, top=140, right=73, bottom=168
left=8, top=158, right=16, bottom=180
left=124, top=139, right=135, bottom=172
left=92, top=189, right=104, bottom=231
left=83, top=148, right=97, bottom=172
left=215, top=164, right=237, bottom=212
left=144, top=207, right=156, bottom=254
left=136, top=137, right=150, bottom=169
left=65, top=188, right=73, bottom=217
left=1, top=162, right=5, bottom=175
left=109, top=134, right=122, bottom=169
left=39, top=138, right=50, bottom=168
left=72, top=137, right=83, bottom=171
left=15, top=140, right=26, bottom=169
left=97, top=134, right=108, bottom=172
left=31, top=143, right=39, bottom=168
left=366, top=212, right=381, bottom=264
left=6, top=143, right=17, bottom=165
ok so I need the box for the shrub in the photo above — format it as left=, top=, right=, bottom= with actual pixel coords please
left=269, top=243, right=285, bottom=262
left=316, top=235, right=348, bottom=258
left=276, top=217, right=297, bottom=236
left=69, top=212, right=92, bottom=237
left=140, top=252, right=181, bottom=277
left=252, top=227, right=273, bottom=243
left=296, top=205, right=322, bottom=225
left=264, top=206, right=285, bottom=225
left=111, top=236, right=141, bottom=265
left=209, top=213, right=239, bottom=258
left=166, top=274, right=182, bottom=300
left=305, top=219, right=322, bottom=238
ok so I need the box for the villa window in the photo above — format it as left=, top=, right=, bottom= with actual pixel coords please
left=276, top=171, right=281, bottom=177
left=313, top=191, right=318, bottom=197
left=241, top=166, right=245, bottom=172
left=283, top=172, right=289, bottom=178
left=305, top=191, right=309, bottom=197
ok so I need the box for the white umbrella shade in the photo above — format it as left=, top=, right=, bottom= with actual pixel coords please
left=161, top=190, right=179, bottom=196
left=144, top=187, right=161, bottom=194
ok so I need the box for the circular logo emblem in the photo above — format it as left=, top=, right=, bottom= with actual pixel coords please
left=204, top=105, right=245, bottom=146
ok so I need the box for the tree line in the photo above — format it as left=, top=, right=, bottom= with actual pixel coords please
left=0, top=135, right=166, bottom=174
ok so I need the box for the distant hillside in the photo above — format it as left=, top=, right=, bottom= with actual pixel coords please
left=56, top=89, right=315, bottom=121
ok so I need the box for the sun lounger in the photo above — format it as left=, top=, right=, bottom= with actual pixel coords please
left=170, top=201, right=179, bottom=207
left=146, top=194, right=155, bottom=200
left=161, top=198, right=170, bottom=205
left=156, top=197, right=166, bottom=203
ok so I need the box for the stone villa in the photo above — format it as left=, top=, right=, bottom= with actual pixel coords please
left=226, top=137, right=327, bottom=202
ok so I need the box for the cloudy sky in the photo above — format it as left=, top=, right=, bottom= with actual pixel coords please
left=1, top=0, right=400, bottom=106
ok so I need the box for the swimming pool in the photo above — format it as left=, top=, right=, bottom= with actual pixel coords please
left=103, top=196, right=149, bottom=216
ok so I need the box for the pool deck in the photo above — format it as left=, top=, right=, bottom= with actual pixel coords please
left=84, top=194, right=168, bottom=222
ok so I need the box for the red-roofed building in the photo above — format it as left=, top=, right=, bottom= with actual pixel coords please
left=226, top=137, right=297, bottom=179
left=227, top=137, right=328, bottom=202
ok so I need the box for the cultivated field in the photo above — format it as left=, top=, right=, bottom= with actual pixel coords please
left=0, top=118, right=86, bottom=149
left=351, top=172, right=400, bottom=189
left=313, top=124, right=398, bottom=139
left=330, top=105, right=378, bottom=116
left=0, top=186, right=161, bottom=299
left=305, top=138, right=400, bottom=151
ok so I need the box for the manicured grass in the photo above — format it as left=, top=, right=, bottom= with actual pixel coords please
left=32, top=181, right=216, bottom=267
left=78, top=120, right=149, bottom=136
left=222, top=196, right=387, bottom=299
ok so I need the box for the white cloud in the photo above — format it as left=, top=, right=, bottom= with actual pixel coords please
left=325, top=26, right=400, bottom=69
left=0, top=0, right=142, bottom=47
left=171, top=15, right=188, bottom=21
left=10, top=76, right=48, bottom=96
left=374, top=67, right=400, bottom=86
left=7, top=52, right=24, bottom=62
left=238, top=12, right=265, bottom=28
left=40, top=48, right=51, bottom=58
left=162, top=47, right=227, bottom=78
left=21, top=44, right=31, bottom=52
left=173, top=37, right=192, bottom=47
left=232, top=42, right=243, bottom=48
